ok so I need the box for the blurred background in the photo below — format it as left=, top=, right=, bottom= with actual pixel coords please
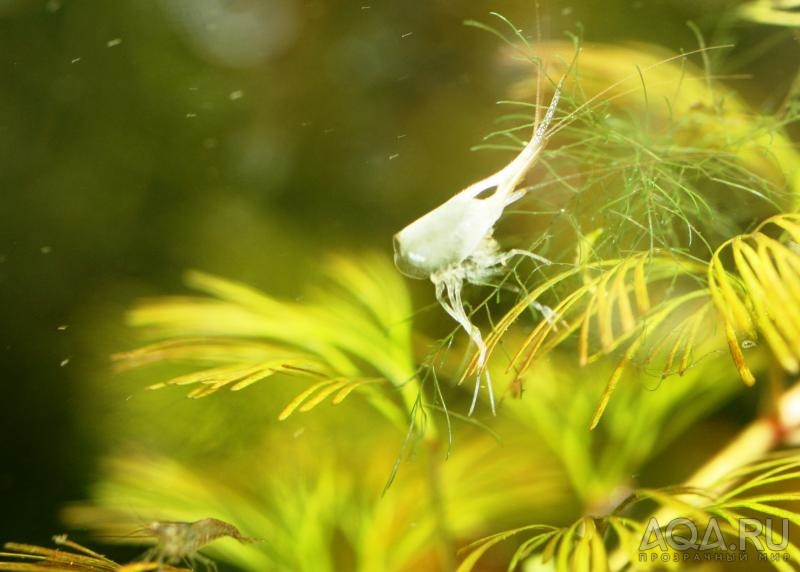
left=0, top=0, right=798, bottom=553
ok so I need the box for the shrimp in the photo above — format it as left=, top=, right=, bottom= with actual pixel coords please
left=393, top=81, right=562, bottom=415
left=137, top=518, right=257, bottom=571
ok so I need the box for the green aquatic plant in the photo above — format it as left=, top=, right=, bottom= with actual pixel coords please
left=459, top=452, right=800, bottom=572
left=112, top=255, right=418, bottom=430
left=7, top=9, right=800, bottom=572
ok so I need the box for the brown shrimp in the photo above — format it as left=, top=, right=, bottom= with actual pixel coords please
left=139, top=518, right=257, bottom=571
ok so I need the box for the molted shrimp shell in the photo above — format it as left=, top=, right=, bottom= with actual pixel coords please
left=393, top=80, right=563, bottom=414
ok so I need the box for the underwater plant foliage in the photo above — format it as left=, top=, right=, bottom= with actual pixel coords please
left=5, top=2, right=800, bottom=571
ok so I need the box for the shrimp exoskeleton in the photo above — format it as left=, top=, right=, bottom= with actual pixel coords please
left=139, top=517, right=256, bottom=571
left=393, top=81, right=562, bottom=415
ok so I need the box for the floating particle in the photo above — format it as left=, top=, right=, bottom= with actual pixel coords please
left=107, top=38, right=122, bottom=48
left=401, top=32, right=413, bottom=38
left=40, top=246, right=52, bottom=254
left=389, top=153, right=399, bottom=160
left=71, top=57, right=81, bottom=64
left=186, top=112, right=198, bottom=118
left=60, top=358, right=70, bottom=367
left=57, top=325, right=69, bottom=331
left=229, top=90, right=244, bottom=101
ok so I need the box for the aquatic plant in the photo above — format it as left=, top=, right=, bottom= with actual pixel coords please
left=6, top=8, right=800, bottom=572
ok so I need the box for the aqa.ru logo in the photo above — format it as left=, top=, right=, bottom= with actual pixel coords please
left=638, top=517, right=790, bottom=564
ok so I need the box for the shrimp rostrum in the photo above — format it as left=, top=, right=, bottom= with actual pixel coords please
left=393, top=79, right=563, bottom=415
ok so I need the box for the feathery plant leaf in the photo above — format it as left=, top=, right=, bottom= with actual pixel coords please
left=468, top=214, right=800, bottom=432
left=0, top=536, right=188, bottom=572
left=465, top=252, right=719, bottom=428
left=115, top=255, right=416, bottom=426
left=458, top=451, right=800, bottom=571
left=709, top=213, right=800, bottom=383
left=474, top=224, right=793, bottom=428
left=276, top=375, right=384, bottom=421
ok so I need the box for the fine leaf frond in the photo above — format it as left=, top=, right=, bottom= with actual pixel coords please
left=455, top=524, right=559, bottom=572
left=709, top=213, right=800, bottom=382
left=139, top=354, right=327, bottom=398
left=457, top=517, right=615, bottom=572
left=468, top=215, right=800, bottom=427
left=459, top=451, right=800, bottom=571
left=117, top=255, right=416, bottom=423
left=277, top=376, right=385, bottom=420
left=0, top=537, right=188, bottom=572
left=497, top=40, right=798, bottom=258
left=464, top=252, right=715, bottom=427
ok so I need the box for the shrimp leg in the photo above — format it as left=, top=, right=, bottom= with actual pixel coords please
left=434, top=273, right=496, bottom=415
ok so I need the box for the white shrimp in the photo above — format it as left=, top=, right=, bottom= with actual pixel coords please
left=393, top=83, right=562, bottom=415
